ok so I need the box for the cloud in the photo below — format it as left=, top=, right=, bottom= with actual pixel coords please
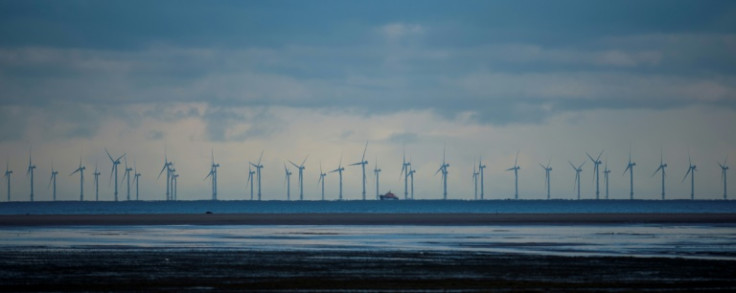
left=380, top=23, right=425, bottom=41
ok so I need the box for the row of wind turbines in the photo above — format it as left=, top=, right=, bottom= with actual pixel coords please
left=1, top=145, right=731, bottom=202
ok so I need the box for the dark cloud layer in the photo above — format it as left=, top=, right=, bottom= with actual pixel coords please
left=0, top=0, right=734, bottom=141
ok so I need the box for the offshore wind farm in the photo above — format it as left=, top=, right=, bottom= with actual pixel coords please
left=0, top=144, right=732, bottom=203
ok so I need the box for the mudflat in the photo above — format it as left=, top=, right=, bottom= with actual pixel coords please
left=1, top=249, right=734, bottom=292
left=2, top=213, right=736, bottom=226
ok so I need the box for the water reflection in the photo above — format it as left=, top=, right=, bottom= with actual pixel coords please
left=1, top=224, right=734, bottom=260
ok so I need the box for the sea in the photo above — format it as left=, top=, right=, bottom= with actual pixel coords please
left=1, top=200, right=735, bottom=261
left=1, top=199, right=735, bottom=215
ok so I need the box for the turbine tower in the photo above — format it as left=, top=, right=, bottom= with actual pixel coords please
left=569, top=160, right=585, bottom=200
left=435, top=148, right=450, bottom=200
left=249, top=151, right=264, bottom=201
left=719, top=157, right=729, bottom=199
left=478, top=158, right=486, bottom=200
left=318, top=163, right=327, bottom=201
left=122, top=158, right=132, bottom=201
left=284, top=164, right=292, bottom=200
left=350, top=142, right=369, bottom=200
left=27, top=150, right=36, bottom=202
left=5, top=162, right=12, bottom=201
left=246, top=166, right=255, bottom=200
left=473, top=164, right=479, bottom=200
left=682, top=154, right=696, bottom=200
left=400, top=150, right=411, bottom=200
left=134, top=167, right=141, bottom=201
left=289, top=155, right=308, bottom=200
left=70, top=158, right=86, bottom=201
left=171, top=172, right=179, bottom=200
left=204, top=150, right=219, bottom=200
left=93, top=165, right=101, bottom=201
left=48, top=165, right=58, bottom=201
left=539, top=161, right=552, bottom=200
left=506, top=152, right=520, bottom=200
left=409, top=167, right=416, bottom=199
left=374, top=159, right=381, bottom=199
left=157, top=153, right=174, bottom=201
left=105, top=149, right=126, bottom=202
left=653, top=151, right=668, bottom=200
left=603, top=162, right=611, bottom=200
left=330, top=157, right=345, bottom=200
left=624, top=149, right=636, bottom=200
left=586, top=151, right=603, bottom=200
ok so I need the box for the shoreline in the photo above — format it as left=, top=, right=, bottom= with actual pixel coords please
left=1, top=213, right=736, bottom=226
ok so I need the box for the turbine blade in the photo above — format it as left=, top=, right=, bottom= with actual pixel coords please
left=289, top=160, right=300, bottom=168
left=361, top=141, right=368, bottom=161
left=682, top=168, right=691, bottom=182
left=586, top=152, right=595, bottom=162
left=569, top=161, right=576, bottom=170
left=301, top=155, right=309, bottom=167
left=257, top=151, right=264, bottom=165
left=105, top=148, right=114, bottom=162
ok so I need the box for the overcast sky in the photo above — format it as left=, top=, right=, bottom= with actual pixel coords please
left=1, top=0, right=735, bottom=201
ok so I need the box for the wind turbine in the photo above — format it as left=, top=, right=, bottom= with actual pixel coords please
left=134, top=166, right=141, bottom=201
left=719, top=157, right=729, bottom=199
left=506, top=152, right=520, bottom=200
left=682, top=154, right=697, bottom=200
left=586, top=151, right=603, bottom=200
left=249, top=151, right=264, bottom=201
left=473, top=164, right=479, bottom=200
left=93, top=165, right=101, bottom=201
left=70, top=158, right=86, bottom=201
left=653, top=150, right=668, bottom=200
left=603, top=161, right=611, bottom=200
left=171, top=172, right=179, bottom=200
left=478, top=158, right=486, bottom=200
left=318, top=163, right=327, bottom=201
left=374, top=159, right=381, bottom=199
left=400, top=149, right=411, bottom=200
left=157, top=153, right=174, bottom=201
left=624, top=148, right=636, bottom=200
left=289, top=155, right=308, bottom=200
left=435, top=148, right=450, bottom=200
left=350, top=142, right=369, bottom=200
left=48, top=164, right=58, bottom=201
left=204, top=150, right=219, bottom=200
left=123, top=158, right=133, bottom=201
left=246, top=166, right=255, bottom=200
left=106, top=149, right=126, bottom=202
left=539, top=161, right=552, bottom=200
left=284, top=163, right=292, bottom=200
left=569, top=160, right=585, bottom=200
left=122, top=158, right=133, bottom=201
left=409, top=166, right=416, bottom=199
left=330, top=157, right=345, bottom=200
left=4, top=162, right=11, bottom=201
left=27, top=150, right=36, bottom=202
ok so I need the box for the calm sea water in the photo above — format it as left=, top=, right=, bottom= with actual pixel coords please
left=0, top=199, right=735, bottom=215
left=1, top=224, right=734, bottom=260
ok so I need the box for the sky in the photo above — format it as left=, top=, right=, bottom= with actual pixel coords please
left=0, top=0, right=735, bottom=201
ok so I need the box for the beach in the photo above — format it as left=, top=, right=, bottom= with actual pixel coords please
left=2, top=212, right=736, bottom=226
left=2, top=212, right=736, bottom=291
left=2, top=249, right=735, bottom=291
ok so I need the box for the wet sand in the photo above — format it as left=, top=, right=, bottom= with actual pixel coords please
left=1, top=249, right=735, bottom=292
left=2, top=212, right=736, bottom=226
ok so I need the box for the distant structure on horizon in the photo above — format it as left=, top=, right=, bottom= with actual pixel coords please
left=1, top=145, right=733, bottom=202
